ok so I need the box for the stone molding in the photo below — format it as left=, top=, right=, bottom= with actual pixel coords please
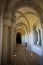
left=3, top=20, right=11, bottom=26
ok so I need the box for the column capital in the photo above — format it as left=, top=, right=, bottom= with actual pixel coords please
left=3, top=20, right=11, bottom=26
left=10, top=21, right=15, bottom=28
left=3, top=12, right=12, bottom=26
left=3, top=12, right=12, bottom=19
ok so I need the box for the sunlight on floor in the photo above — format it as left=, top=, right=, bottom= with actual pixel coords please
left=30, top=53, right=33, bottom=56
left=14, top=55, right=16, bottom=57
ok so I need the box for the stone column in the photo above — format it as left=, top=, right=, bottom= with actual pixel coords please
left=2, top=12, right=11, bottom=64
left=2, top=25, right=9, bottom=64
left=0, top=13, right=3, bottom=64
left=26, top=33, right=29, bottom=50
left=13, top=31, right=16, bottom=51
left=29, top=33, right=31, bottom=50
left=27, top=33, right=30, bottom=50
left=41, top=23, right=43, bottom=56
left=10, top=27, right=14, bottom=62
left=40, top=22, right=43, bottom=65
left=37, top=30, right=39, bottom=45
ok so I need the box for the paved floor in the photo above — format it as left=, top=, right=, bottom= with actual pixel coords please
left=13, top=44, right=40, bottom=65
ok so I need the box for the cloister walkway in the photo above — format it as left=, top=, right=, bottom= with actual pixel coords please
left=13, top=44, right=40, bottom=65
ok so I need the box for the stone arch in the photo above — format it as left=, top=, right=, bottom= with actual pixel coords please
left=15, top=11, right=30, bottom=29
left=14, top=22, right=28, bottom=33
left=15, top=16, right=30, bottom=31
left=16, top=11, right=38, bottom=18
left=15, top=11, right=39, bottom=31
left=15, top=26, right=26, bottom=34
left=6, top=0, right=43, bottom=23
left=16, top=26, right=25, bottom=32
left=16, top=32, right=21, bottom=44
left=16, top=29, right=24, bottom=35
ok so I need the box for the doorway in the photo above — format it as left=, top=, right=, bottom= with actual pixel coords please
left=16, top=32, right=21, bottom=44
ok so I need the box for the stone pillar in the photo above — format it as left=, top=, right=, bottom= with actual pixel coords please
left=27, top=33, right=30, bottom=50
left=37, top=30, right=39, bottom=45
left=13, top=31, right=16, bottom=51
left=0, top=13, right=3, bottom=64
left=2, top=12, right=11, bottom=64
left=2, top=25, right=9, bottom=64
left=10, top=27, right=14, bottom=62
left=41, top=23, right=43, bottom=56
left=26, top=33, right=29, bottom=50
left=29, top=33, right=31, bottom=50
left=39, top=23, right=43, bottom=65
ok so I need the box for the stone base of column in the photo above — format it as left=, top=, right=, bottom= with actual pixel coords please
left=1, top=60, right=8, bottom=65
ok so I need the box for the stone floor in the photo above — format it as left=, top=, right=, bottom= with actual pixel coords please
left=2, top=44, right=40, bottom=65
left=13, top=44, right=40, bottom=65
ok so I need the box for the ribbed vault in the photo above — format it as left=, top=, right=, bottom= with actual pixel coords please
left=14, top=22, right=28, bottom=33
left=15, top=11, right=30, bottom=29
left=4, top=0, right=43, bottom=35
left=15, top=26, right=25, bottom=33
left=14, top=7, right=39, bottom=33
left=16, top=29, right=24, bottom=35
left=15, top=10, right=39, bottom=30
left=3, top=0, right=43, bottom=40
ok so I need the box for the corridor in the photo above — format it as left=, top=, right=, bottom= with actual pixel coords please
left=13, top=44, right=40, bottom=65
left=0, top=0, right=43, bottom=65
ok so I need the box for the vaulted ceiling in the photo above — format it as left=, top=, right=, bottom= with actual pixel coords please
left=0, top=0, right=43, bottom=35
left=0, top=0, right=43, bottom=12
